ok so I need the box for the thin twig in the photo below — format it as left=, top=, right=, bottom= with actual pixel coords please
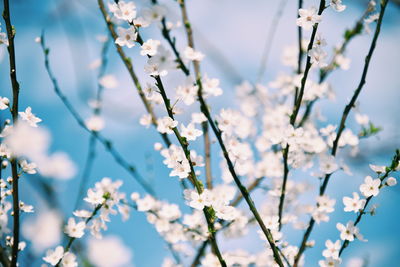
left=298, top=4, right=373, bottom=127
left=293, top=1, right=389, bottom=265
left=74, top=38, right=110, bottom=210
left=39, top=35, right=155, bottom=196
left=176, top=1, right=284, bottom=265
left=278, top=0, right=326, bottom=230
left=339, top=150, right=399, bottom=256
left=153, top=74, right=227, bottom=266
left=294, top=0, right=304, bottom=103
left=3, top=0, right=21, bottom=265
left=176, top=0, right=213, bottom=190
left=257, top=0, right=289, bottom=82
left=97, top=0, right=172, bottom=147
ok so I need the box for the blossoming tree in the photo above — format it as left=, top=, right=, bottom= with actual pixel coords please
left=0, top=0, right=399, bottom=266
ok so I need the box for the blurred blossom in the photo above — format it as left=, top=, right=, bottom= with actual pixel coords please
left=88, top=236, right=133, bottom=267
left=22, top=210, right=63, bottom=254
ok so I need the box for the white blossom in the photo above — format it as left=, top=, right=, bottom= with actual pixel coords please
left=20, top=160, right=37, bottom=174
left=0, top=96, right=9, bottom=110
left=108, top=1, right=137, bottom=22
left=297, top=7, right=322, bottom=31
left=64, top=218, right=86, bottom=238
left=181, top=123, right=202, bottom=141
left=85, top=116, right=105, bottom=132
left=183, top=46, right=205, bottom=61
left=330, top=0, right=346, bottom=12
left=386, top=177, right=397, bottom=186
left=19, top=107, right=42, bottom=127
left=343, top=192, right=366, bottom=213
left=322, top=239, right=340, bottom=259
left=184, top=189, right=212, bottom=210
left=157, top=116, right=178, bottom=134
left=141, top=39, right=160, bottom=56
left=61, top=252, right=78, bottom=267
left=88, top=236, right=133, bottom=267
left=336, top=221, right=364, bottom=241
left=43, top=246, right=64, bottom=266
left=115, top=26, right=137, bottom=48
left=359, top=175, right=380, bottom=197
left=99, top=74, right=118, bottom=89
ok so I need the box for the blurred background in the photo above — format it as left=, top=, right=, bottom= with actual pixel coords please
left=0, top=0, right=399, bottom=266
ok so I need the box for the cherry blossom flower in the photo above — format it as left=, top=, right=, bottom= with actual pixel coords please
left=73, top=209, right=92, bottom=218
left=136, top=195, right=157, bottom=212
left=20, top=159, right=37, bottom=174
left=85, top=115, right=105, bottom=132
left=322, top=239, right=341, bottom=259
left=115, top=26, right=137, bottom=48
left=157, top=116, right=178, bottom=134
left=308, top=47, right=328, bottom=68
left=141, top=39, right=160, bottom=56
left=169, top=161, right=191, bottom=179
left=61, top=252, right=78, bottom=267
left=142, top=4, right=166, bottom=23
left=22, top=210, right=62, bottom=253
left=319, top=155, right=339, bottom=174
left=99, top=74, right=118, bottom=89
left=183, top=46, right=205, bottom=61
left=364, top=13, right=380, bottom=34
left=330, top=0, right=346, bottom=12
left=369, top=164, right=386, bottom=174
left=214, top=205, right=238, bottom=221
left=139, top=114, right=152, bottom=128
left=145, top=46, right=176, bottom=76
left=0, top=96, right=9, bottom=110
left=202, top=75, right=223, bottom=97
left=43, top=246, right=64, bottom=266
left=181, top=123, right=202, bottom=141
left=0, top=30, right=8, bottom=46
left=37, top=152, right=77, bottom=180
left=64, top=218, right=86, bottom=238
left=108, top=1, right=137, bottom=22
left=335, top=54, right=351, bottom=70
left=386, top=177, right=397, bottom=186
left=19, top=107, right=42, bottom=127
left=191, top=112, right=207, bottom=124
left=336, top=221, right=364, bottom=241
left=296, top=7, right=322, bottom=31
left=88, top=236, right=133, bottom=267
left=19, top=201, right=34, bottom=213
left=184, top=189, right=212, bottom=210
left=175, top=78, right=198, bottom=105
left=343, top=192, right=366, bottom=212
left=319, top=257, right=341, bottom=267
left=359, top=175, right=380, bottom=197
left=317, top=195, right=336, bottom=213
left=84, top=188, right=104, bottom=205
left=355, top=113, right=369, bottom=125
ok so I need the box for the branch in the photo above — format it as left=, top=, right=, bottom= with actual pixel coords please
left=97, top=0, right=172, bottom=147
left=339, top=150, right=400, bottom=256
left=2, top=0, right=21, bottom=265
left=278, top=0, right=325, bottom=230
left=152, top=74, right=227, bottom=266
left=298, top=3, right=374, bottom=127
left=74, top=38, right=110, bottom=210
left=294, top=0, right=304, bottom=103
left=176, top=1, right=284, bottom=265
left=176, top=0, right=213, bottom=190
left=293, top=1, right=389, bottom=265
